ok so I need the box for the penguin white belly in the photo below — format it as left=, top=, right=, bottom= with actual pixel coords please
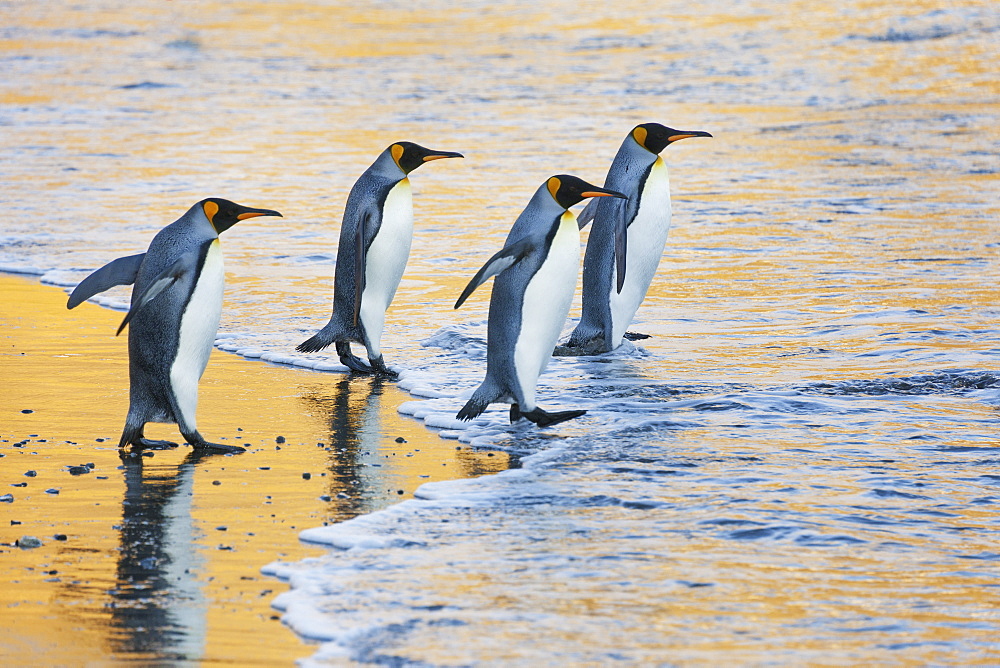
left=360, top=179, right=413, bottom=354
left=514, top=212, right=579, bottom=409
left=170, top=240, right=224, bottom=430
left=610, top=158, right=671, bottom=345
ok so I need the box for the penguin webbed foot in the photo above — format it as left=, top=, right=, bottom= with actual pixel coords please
left=136, top=438, right=179, bottom=450
left=623, top=331, right=651, bottom=341
left=368, top=356, right=399, bottom=380
left=513, top=405, right=586, bottom=428
left=183, top=431, right=246, bottom=455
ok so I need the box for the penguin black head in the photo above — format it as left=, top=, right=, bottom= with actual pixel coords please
left=632, top=123, right=713, bottom=155
left=200, top=198, right=283, bottom=234
left=389, top=142, right=464, bottom=174
left=546, top=175, right=627, bottom=209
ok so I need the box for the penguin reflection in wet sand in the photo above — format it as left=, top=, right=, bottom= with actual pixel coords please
left=67, top=199, right=282, bottom=453
left=454, top=175, right=626, bottom=427
left=563, top=123, right=712, bottom=355
left=297, top=142, right=463, bottom=377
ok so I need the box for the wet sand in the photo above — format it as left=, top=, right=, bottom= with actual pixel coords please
left=0, top=273, right=513, bottom=664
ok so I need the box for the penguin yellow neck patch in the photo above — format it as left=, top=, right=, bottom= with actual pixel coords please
left=547, top=177, right=561, bottom=201
left=202, top=200, right=219, bottom=224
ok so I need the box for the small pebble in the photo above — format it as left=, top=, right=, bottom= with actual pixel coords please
left=318, top=495, right=331, bottom=502
left=17, top=536, right=42, bottom=548
left=395, top=436, right=407, bottom=443
left=216, top=526, right=227, bottom=531
left=53, top=534, right=67, bottom=541
left=396, top=489, right=404, bottom=495
left=11, top=520, right=21, bottom=525
left=11, top=483, right=27, bottom=488
left=67, top=466, right=90, bottom=476
left=85, top=463, right=95, bottom=469
left=259, top=466, right=270, bottom=471
left=21, top=409, right=33, bottom=414
left=96, top=438, right=105, bottom=442
left=302, top=472, right=311, bottom=480
left=212, top=480, right=221, bottom=486
left=0, top=494, right=13, bottom=503
left=275, top=436, right=286, bottom=444
left=45, top=488, right=59, bottom=495
left=25, top=471, right=37, bottom=478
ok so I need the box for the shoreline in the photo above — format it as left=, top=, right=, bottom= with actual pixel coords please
left=0, top=273, right=514, bottom=664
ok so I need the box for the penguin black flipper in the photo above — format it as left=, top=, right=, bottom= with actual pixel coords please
left=611, top=196, right=629, bottom=294
left=352, top=209, right=373, bottom=328
left=67, top=253, right=146, bottom=309
left=116, top=247, right=202, bottom=336
left=577, top=198, right=599, bottom=230
left=454, top=237, right=537, bottom=309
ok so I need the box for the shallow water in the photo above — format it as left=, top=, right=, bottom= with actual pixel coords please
left=3, top=0, right=999, bottom=664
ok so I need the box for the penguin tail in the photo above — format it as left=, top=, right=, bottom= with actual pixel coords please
left=297, top=327, right=338, bottom=353
left=517, top=407, right=586, bottom=428
left=456, top=396, right=489, bottom=422
left=456, top=380, right=502, bottom=422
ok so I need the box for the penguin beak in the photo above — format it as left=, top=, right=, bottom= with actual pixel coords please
left=422, top=151, right=464, bottom=162
left=581, top=188, right=627, bottom=199
left=236, top=208, right=283, bottom=221
left=667, top=130, right=713, bottom=143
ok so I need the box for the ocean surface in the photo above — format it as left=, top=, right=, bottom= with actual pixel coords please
left=3, top=0, right=999, bottom=664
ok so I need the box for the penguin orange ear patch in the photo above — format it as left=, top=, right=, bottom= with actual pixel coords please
left=547, top=176, right=562, bottom=200
left=203, top=200, right=219, bottom=224
left=632, top=126, right=648, bottom=148
left=391, top=144, right=405, bottom=167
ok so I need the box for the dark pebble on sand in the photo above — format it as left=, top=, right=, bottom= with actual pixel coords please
left=17, top=536, right=42, bottom=548
left=25, top=471, right=37, bottom=477
left=11, top=520, right=21, bottom=525
left=21, top=409, right=33, bottom=414
left=11, top=483, right=27, bottom=488
left=395, top=437, right=407, bottom=443
left=276, top=436, right=286, bottom=444
left=218, top=545, right=233, bottom=551
left=216, top=526, right=227, bottom=531
left=85, top=463, right=95, bottom=469
left=397, top=489, right=404, bottom=495
left=319, top=495, right=331, bottom=502
left=0, top=494, right=13, bottom=503
left=53, top=534, right=67, bottom=541
left=45, top=488, right=59, bottom=495
left=259, top=466, right=270, bottom=471
left=67, top=466, right=90, bottom=475
left=96, top=438, right=105, bottom=442
left=212, top=480, right=221, bottom=486
left=302, top=472, right=311, bottom=480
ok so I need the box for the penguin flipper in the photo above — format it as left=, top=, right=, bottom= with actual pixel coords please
left=576, top=198, right=598, bottom=230
left=67, top=253, right=146, bottom=309
left=611, top=196, right=628, bottom=293
left=454, top=238, right=536, bottom=309
left=116, top=250, right=199, bottom=336
left=352, top=209, right=373, bottom=328
left=518, top=407, right=587, bottom=427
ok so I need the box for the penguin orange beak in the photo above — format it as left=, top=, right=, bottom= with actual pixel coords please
left=236, top=208, right=283, bottom=221
left=422, top=151, right=464, bottom=162
left=581, top=188, right=627, bottom=199
left=667, top=130, right=713, bottom=143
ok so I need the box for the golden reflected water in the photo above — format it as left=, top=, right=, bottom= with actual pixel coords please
left=0, top=276, right=512, bottom=663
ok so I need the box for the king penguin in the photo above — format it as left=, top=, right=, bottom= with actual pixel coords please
left=454, top=175, right=626, bottom=426
left=67, top=198, right=282, bottom=453
left=297, top=142, right=463, bottom=377
left=564, top=123, right=712, bottom=354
